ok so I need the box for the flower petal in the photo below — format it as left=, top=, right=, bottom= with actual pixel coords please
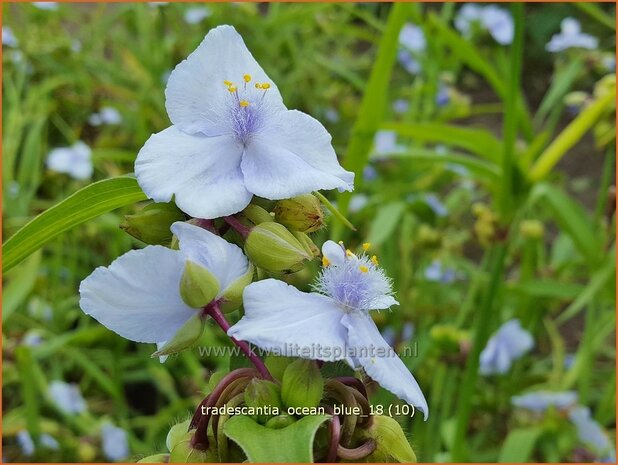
left=135, top=126, right=252, bottom=219
left=342, top=312, right=428, bottom=419
left=79, top=245, right=195, bottom=343
left=165, top=25, right=284, bottom=135
left=241, top=110, right=354, bottom=199
left=170, top=221, right=249, bottom=293
left=228, top=279, right=348, bottom=362
left=322, top=240, right=346, bottom=266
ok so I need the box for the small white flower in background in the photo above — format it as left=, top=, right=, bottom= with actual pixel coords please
left=135, top=25, right=353, bottom=220
left=32, top=2, right=58, bottom=10
left=2, top=26, right=18, bottom=47
left=569, top=407, right=616, bottom=462
left=511, top=390, right=578, bottom=413
left=479, top=319, right=533, bottom=375
left=373, top=130, right=405, bottom=156
left=454, top=3, right=483, bottom=37
left=397, top=23, right=426, bottom=75
left=184, top=6, right=211, bottom=25
left=101, top=423, right=129, bottom=462
left=546, top=17, right=599, bottom=53
left=424, top=193, right=448, bottom=217
left=22, top=330, right=44, bottom=347
left=89, top=107, right=123, bottom=126
left=392, top=99, right=409, bottom=114
left=229, top=240, right=429, bottom=419
left=603, top=55, right=616, bottom=72
left=348, top=194, right=369, bottom=213
left=80, top=222, right=252, bottom=352
left=455, top=4, right=513, bottom=45
left=424, top=260, right=456, bottom=284
left=324, top=108, right=340, bottom=123
left=46, top=141, right=93, bottom=180
left=48, top=380, right=87, bottom=414
left=17, top=431, right=59, bottom=456
left=436, top=85, right=450, bottom=107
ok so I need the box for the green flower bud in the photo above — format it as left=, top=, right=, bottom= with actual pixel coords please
left=244, top=379, right=283, bottom=424
left=120, top=202, right=185, bottom=245
left=242, top=204, right=275, bottom=226
left=273, top=194, right=324, bottom=233
left=179, top=261, right=219, bottom=308
left=292, top=231, right=320, bottom=258
left=429, top=324, right=467, bottom=355
left=219, top=263, right=254, bottom=313
left=166, top=420, right=191, bottom=452
left=244, top=223, right=312, bottom=273
left=77, top=441, right=97, bottom=462
left=153, top=313, right=205, bottom=357
left=137, top=454, right=169, bottom=463
left=519, top=219, right=544, bottom=240
left=265, top=414, right=296, bottom=430
left=358, top=415, right=417, bottom=463
left=264, top=355, right=296, bottom=381
left=281, top=359, right=323, bottom=410
left=169, top=431, right=216, bottom=463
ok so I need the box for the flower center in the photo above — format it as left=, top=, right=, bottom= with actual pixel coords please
left=223, top=74, right=271, bottom=144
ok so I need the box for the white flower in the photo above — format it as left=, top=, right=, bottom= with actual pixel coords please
left=324, top=108, right=340, bottom=123
left=3, top=26, right=18, bottom=48
left=399, top=23, right=426, bottom=53
left=79, top=222, right=251, bottom=348
left=373, top=130, right=405, bottom=156
left=546, top=18, right=599, bottom=53
left=392, top=99, right=409, bottom=114
left=511, top=390, right=578, bottom=413
left=32, top=2, right=58, bottom=10
left=89, top=107, right=122, bottom=126
left=17, top=431, right=59, bottom=456
left=101, top=423, right=129, bottom=462
left=229, top=240, right=429, bottom=418
left=569, top=407, right=615, bottom=462
left=348, top=194, right=369, bottom=213
left=48, top=380, right=87, bottom=414
left=46, top=141, right=93, bottom=180
left=454, top=3, right=483, bottom=37
left=455, top=4, right=513, bottom=45
left=479, top=319, right=533, bottom=375
left=135, top=25, right=353, bottom=220
left=184, top=6, right=211, bottom=25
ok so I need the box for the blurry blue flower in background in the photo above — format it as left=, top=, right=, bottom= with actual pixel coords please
left=22, top=330, right=44, bottom=347
left=402, top=322, right=415, bottom=342
left=373, top=130, right=405, bottom=156
left=436, top=85, right=450, bottom=107
left=564, top=353, right=576, bottom=369
left=603, top=55, right=616, bottom=72
left=32, top=2, right=58, bottom=11
left=511, top=390, right=578, bottom=413
left=569, top=407, right=616, bottom=462
left=455, top=3, right=513, bottom=45
left=546, top=18, right=599, bottom=52
left=17, top=431, right=59, bottom=456
left=392, top=99, right=410, bottom=114
left=101, top=423, right=130, bottom=462
left=2, top=26, right=18, bottom=48
left=324, top=107, right=340, bottom=123
left=89, top=107, right=123, bottom=127
left=398, top=23, right=425, bottom=75
left=184, top=6, right=212, bottom=25
left=48, top=381, right=87, bottom=415
left=424, top=193, right=448, bottom=217
left=479, top=319, right=534, bottom=375
left=46, top=141, right=93, bottom=180
left=424, top=260, right=456, bottom=283
left=348, top=194, right=369, bottom=213
left=363, top=165, right=378, bottom=182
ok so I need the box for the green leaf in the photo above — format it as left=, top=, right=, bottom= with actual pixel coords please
left=2, top=176, right=147, bottom=272
left=498, top=427, right=542, bottom=462
left=2, top=251, right=41, bottom=322
left=367, top=201, right=406, bottom=246
left=223, top=414, right=330, bottom=463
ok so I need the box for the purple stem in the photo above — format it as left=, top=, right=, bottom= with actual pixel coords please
left=205, top=301, right=272, bottom=381
left=223, top=215, right=251, bottom=239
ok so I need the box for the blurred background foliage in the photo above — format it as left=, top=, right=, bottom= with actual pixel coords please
left=2, top=2, right=616, bottom=463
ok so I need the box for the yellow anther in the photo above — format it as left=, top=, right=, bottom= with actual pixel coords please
left=346, top=249, right=353, bottom=257
left=243, top=74, right=251, bottom=83
left=228, top=85, right=237, bottom=93
left=239, top=100, right=250, bottom=107
left=261, top=82, right=271, bottom=90
left=371, top=255, right=379, bottom=266
left=338, top=241, right=344, bottom=245
left=322, top=256, right=330, bottom=267
left=224, top=80, right=233, bottom=86
left=359, top=265, right=369, bottom=273
left=255, top=83, right=261, bottom=89
left=362, top=242, right=371, bottom=251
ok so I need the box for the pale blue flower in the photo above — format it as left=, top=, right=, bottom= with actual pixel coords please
left=48, top=380, right=87, bottom=414
left=479, top=319, right=533, bottom=375
left=348, top=194, right=369, bottom=213
left=564, top=353, right=576, bottom=369
left=363, top=165, right=378, bottom=182
left=398, top=23, right=425, bottom=75
left=424, top=260, right=456, bottom=283
left=135, top=25, right=353, bottom=220
left=546, top=18, right=598, bottom=53
left=46, top=141, right=93, bottom=180
left=569, top=407, right=615, bottom=462
left=455, top=4, right=483, bottom=37
left=324, top=108, right=340, bottom=123
left=80, top=222, right=252, bottom=353
left=393, top=99, right=409, bottom=114
left=511, top=390, right=577, bottom=413
left=373, top=130, right=405, bottom=156
left=402, top=322, right=415, bottom=341
left=89, top=107, right=122, bottom=126
left=229, top=240, right=429, bottom=419
left=17, top=431, right=35, bottom=456
left=603, top=56, right=616, bottom=72
left=2, top=26, right=18, bottom=48
left=425, top=193, right=448, bottom=217
left=71, top=39, right=82, bottom=53
left=32, top=2, right=58, bottom=10
left=455, top=4, right=513, bottom=45
left=101, top=423, right=129, bottom=462
left=436, top=85, right=450, bottom=107
left=22, top=331, right=43, bottom=347
left=184, top=6, right=211, bottom=25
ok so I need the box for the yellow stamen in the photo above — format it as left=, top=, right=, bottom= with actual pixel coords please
left=362, top=242, right=371, bottom=251
left=243, top=74, right=251, bottom=83
left=255, top=83, right=261, bottom=89
left=322, top=256, right=330, bottom=267
left=239, top=100, right=250, bottom=107
left=224, top=80, right=233, bottom=86
left=227, top=85, right=237, bottom=93
left=371, top=255, right=379, bottom=266
left=359, top=265, right=369, bottom=273
left=346, top=249, right=353, bottom=257
left=261, top=83, right=271, bottom=90
left=338, top=241, right=344, bottom=245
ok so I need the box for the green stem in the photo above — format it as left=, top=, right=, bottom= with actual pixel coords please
left=451, top=243, right=508, bottom=461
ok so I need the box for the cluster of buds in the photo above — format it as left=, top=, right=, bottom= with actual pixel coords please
left=472, top=202, right=498, bottom=246
left=139, top=358, right=417, bottom=463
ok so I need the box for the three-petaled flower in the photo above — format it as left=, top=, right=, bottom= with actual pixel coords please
left=228, top=240, right=429, bottom=418
left=136, top=25, right=354, bottom=220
